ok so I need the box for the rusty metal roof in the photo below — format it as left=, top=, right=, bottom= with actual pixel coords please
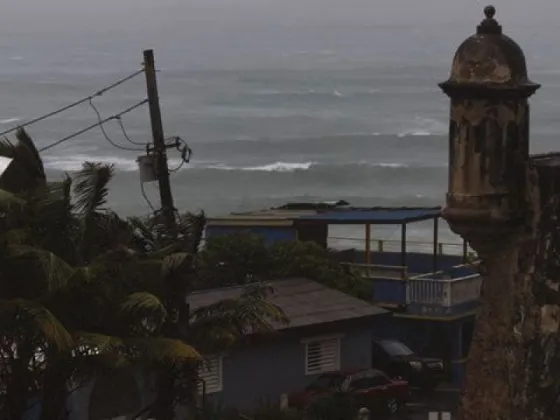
left=187, top=278, right=388, bottom=331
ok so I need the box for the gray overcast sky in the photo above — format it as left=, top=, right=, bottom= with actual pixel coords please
left=0, top=0, right=557, bottom=74
left=2, top=0, right=559, bottom=30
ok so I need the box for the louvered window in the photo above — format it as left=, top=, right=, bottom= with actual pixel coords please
left=305, top=336, right=341, bottom=375
left=198, top=355, right=223, bottom=394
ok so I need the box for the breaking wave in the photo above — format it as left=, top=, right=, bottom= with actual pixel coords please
left=43, top=157, right=438, bottom=173
left=0, top=118, right=21, bottom=125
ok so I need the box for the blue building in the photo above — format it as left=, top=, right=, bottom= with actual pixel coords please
left=52, top=278, right=387, bottom=418
left=187, top=277, right=390, bottom=409
left=205, top=203, right=481, bottom=387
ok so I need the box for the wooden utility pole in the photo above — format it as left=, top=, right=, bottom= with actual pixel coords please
left=143, top=49, right=176, bottom=232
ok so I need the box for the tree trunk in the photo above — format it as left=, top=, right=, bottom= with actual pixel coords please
left=40, top=364, right=69, bottom=420
left=6, top=348, right=34, bottom=420
left=149, top=366, right=177, bottom=420
left=457, top=156, right=560, bottom=419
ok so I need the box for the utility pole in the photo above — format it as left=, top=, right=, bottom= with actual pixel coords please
left=143, top=49, right=176, bottom=232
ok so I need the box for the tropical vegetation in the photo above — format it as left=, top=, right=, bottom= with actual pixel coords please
left=197, top=232, right=371, bottom=300
left=0, top=129, right=287, bottom=419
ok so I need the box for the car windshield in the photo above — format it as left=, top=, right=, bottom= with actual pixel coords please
left=306, top=374, right=346, bottom=391
left=379, top=340, right=414, bottom=356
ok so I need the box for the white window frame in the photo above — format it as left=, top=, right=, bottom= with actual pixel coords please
left=302, top=334, right=342, bottom=376
left=197, top=355, right=223, bottom=394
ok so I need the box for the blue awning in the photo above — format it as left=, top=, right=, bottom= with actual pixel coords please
left=293, top=207, right=441, bottom=225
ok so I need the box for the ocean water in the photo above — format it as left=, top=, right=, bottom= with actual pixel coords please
left=1, top=0, right=560, bottom=248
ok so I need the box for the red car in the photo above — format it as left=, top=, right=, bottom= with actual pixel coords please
left=288, top=369, right=410, bottom=416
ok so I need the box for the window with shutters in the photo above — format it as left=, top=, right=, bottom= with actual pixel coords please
left=304, top=336, right=341, bottom=375
left=198, top=355, right=223, bottom=394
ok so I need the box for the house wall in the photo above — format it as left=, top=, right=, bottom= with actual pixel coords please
left=51, top=318, right=380, bottom=418
left=207, top=319, right=377, bottom=410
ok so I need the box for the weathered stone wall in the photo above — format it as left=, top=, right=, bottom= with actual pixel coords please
left=458, top=155, right=560, bottom=419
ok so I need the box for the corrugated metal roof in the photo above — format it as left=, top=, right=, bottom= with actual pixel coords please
left=187, top=278, right=388, bottom=331
left=294, top=207, right=441, bottom=225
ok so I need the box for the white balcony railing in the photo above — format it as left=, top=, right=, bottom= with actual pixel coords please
left=406, top=274, right=482, bottom=307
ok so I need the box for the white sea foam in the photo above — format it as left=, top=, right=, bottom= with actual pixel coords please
left=396, top=117, right=447, bottom=138
left=397, top=130, right=432, bottom=137
left=43, top=154, right=138, bottom=172
left=209, top=161, right=315, bottom=172
left=376, top=162, right=408, bottom=168
left=0, top=118, right=21, bottom=125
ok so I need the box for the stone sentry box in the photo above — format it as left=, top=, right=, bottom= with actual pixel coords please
left=438, top=5, right=560, bottom=420
left=439, top=5, right=540, bottom=240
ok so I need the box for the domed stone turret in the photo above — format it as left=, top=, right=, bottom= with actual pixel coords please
left=438, top=6, right=540, bottom=243
left=440, top=5, right=539, bottom=96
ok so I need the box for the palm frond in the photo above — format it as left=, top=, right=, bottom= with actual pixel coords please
left=125, top=337, right=201, bottom=364
left=0, top=129, right=46, bottom=192
left=73, top=332, right=125, bottom=354
left=7, top=245, right=75, bottom=293
left=0, top=188, right=25, bottom=211
left=0, top=228, right=32, bottom=245
left=189, top=284, right=288, bottom=340
left=0, top=299, right=73, bottom=350
left=73, top=162, right=114, bottom=217
left=177, top=211, right=206, bottom=254
left=71, top=332, right=130, bottom=377
left=146, top=244, right=179, bottom=260
left=15, top=128, right=45, bottom=179
left=127, top=216, right=156, bottom=251
left=161, top=252, right=191, bottom=279
left=121, top=292, right=167, bottom=320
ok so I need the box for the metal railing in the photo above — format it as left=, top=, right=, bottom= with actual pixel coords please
left=330, top=237, right=470, bottom=256
left=408, top=264, right=472, bottom=280
left=446, top=274, right=482, bottom=306
left=342, top=262, right=409, bottom=280
left=406, top=274, right=481, bottom=307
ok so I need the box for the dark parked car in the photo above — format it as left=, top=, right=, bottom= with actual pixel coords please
left=288, top=369, right=410, bottom=416
left=371, top=338, right=445, bottom=389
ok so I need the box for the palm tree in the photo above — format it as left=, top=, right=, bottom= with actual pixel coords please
left=0, top=129, right=289, bottom=419
left=0, top=130, right=201, bottom=419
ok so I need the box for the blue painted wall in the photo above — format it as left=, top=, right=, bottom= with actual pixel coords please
left=26, top=321, right=378, bottom=418
left=208, top=321, right=376, bottom=410
left=205, top=225, right=297, bottom=246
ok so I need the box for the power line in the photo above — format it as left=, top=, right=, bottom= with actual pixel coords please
left=88, top=98, right=145, bottom=152
left=38, top=99, right=148, bottom=152
left=116, top=117, right=145, bottom=147
left=140, top=181, right=156, bottom=212
left=168, top=136, right=193, bottom=173
left=0, top=69, right=145, bottom=137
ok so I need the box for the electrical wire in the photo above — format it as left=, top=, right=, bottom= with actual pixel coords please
left=38, top=99, right=148, bottom=152
left=88, top=98, right=145, bottom=152
left=140, top=180, right=156, bottom=212
left=0, top=69, right=145, bottom=137
left=116, top=117, right=146, bottom=146
left=168, top=136, right=193, bottom=173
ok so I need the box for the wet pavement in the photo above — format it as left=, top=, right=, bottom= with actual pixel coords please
left=395, top=388, right=460, bottom=420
